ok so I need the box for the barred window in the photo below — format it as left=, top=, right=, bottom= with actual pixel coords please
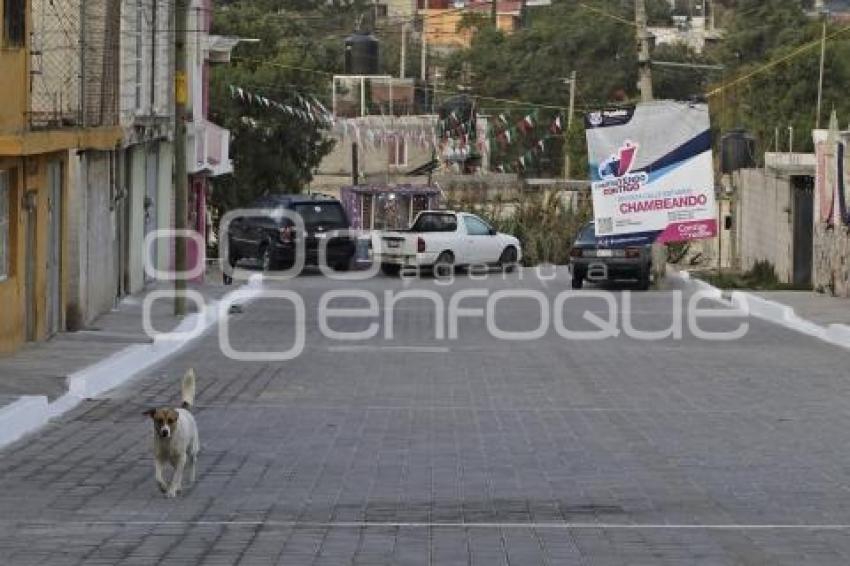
left=0, top=171, right=9, bottom=281
left=3, top=0, right=25, bottom=47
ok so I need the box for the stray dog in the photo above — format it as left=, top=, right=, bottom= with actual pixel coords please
left=144, top=369, right=200, bottom=498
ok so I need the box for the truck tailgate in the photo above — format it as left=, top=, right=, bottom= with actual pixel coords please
left=379, top=233, right=416, bottom=256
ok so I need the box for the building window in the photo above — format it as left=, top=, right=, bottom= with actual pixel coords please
left=3, top=0, right=25, bottom=47
left=0, top=172, right=10, bottom=281
left=389, top=136, right=407, bottom=167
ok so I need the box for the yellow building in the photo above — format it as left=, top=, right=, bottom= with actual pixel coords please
left=421, top=2, right=521, bottom=50
left=0, top=1, right=121, bottom=353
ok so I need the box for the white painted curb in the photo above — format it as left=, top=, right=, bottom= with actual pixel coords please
left=0, top=275, right=265, bottom=450
left=671, top=269, right=850, bottom=351
left=0, top=396, right=49, bottom=448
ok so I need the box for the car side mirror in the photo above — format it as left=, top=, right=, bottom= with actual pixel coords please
left=488, top=228, right=497, bottom=236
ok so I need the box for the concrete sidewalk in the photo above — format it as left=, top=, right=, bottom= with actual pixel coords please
left=0, top=265, right=254, bottom=446
left=674, top=268, right=850, bottom=351
left=0, top=267, right=234, bottom=402
left=754, top=291, right=850, bottom=326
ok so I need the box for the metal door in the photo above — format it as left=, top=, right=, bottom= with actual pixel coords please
left=792, top=176, right=814, bottom=288
left=144, top=145, right=159, bottom=281
left=46, top=161, right=62, bottom=335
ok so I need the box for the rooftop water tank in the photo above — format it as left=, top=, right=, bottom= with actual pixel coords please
left=345, top=31, right=379, bottom=75
left=720, top=129, right=756, bottom=174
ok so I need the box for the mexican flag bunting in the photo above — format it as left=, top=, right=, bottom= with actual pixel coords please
left=518, top=113, right=534, bottom=134
left=549, top=114, right=562, bottom=134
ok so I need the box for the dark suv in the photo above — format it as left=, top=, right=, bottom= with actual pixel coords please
left=568, top=221, right=652, bottom=290
left=226, top=194, right=356, bottom=271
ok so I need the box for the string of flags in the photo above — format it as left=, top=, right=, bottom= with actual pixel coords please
left=489, top=110, right=566, bottom=173
left=228, top=85, right=333, bottom=126
left=229, top=83, right=568, bottom=173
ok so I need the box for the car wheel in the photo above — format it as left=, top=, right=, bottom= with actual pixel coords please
left=332, top=260, right=351, bottom=272
left=637, top=270, right=651, bottom=291
left=571, top=273, right=584, bottom=289
left=381, top=263, right=401, bottom=276
left=433, top=252, right=454, bottom=279
left=499, top=246, right=518, bottom=273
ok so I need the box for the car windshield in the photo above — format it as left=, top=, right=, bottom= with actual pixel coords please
left=411, top=213, right=457, bottom=232
left=293, top=202, right=347, bottom=227
left=577, top=223, right=597, bottom=243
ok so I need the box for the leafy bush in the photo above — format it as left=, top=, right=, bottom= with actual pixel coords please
left=446, top=191, right=592, bottom=266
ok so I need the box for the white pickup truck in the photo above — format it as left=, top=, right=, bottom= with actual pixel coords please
left=376, top=210, right=522, bottom=275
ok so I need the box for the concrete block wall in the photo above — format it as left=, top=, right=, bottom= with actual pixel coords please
left=734, top=168, right=794, bottom=283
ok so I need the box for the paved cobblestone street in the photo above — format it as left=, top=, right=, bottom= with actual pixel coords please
left=2, top=270, right=850, bottom=564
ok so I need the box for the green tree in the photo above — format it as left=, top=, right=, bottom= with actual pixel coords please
left=208, top=0, right=377, bottom=214
left=708, top=0, right=850, bottom=154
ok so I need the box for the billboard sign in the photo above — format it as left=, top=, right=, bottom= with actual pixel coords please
left=585, top=102, right=717, bottom=243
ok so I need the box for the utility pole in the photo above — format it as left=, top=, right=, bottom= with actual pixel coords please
left=491, top=0, right=497, bottom=27
left=816, top=7, right=827, bottom=129
left=173, top=0, right=188, bottom=315
left=421, top=3, right=428, bottom=112
left=635, top=0, right=653, bottom=103
left=636, top=0, right=662, bottom=285
left=400, top=23, right=406, bottom=79
left=420, top=1, right=428, bottom=82
left=563, top=71, right=576, bottom=180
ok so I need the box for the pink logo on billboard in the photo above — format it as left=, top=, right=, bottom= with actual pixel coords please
left=598, top=141, right=639, bottom=180
left=657, top=219, right=718, bottom=243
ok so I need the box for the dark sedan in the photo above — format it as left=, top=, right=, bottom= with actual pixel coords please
left=568, top=221, right=652, bottom=290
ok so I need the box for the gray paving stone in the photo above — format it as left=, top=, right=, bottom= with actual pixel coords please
left=0, top=270, right=849, bottom=563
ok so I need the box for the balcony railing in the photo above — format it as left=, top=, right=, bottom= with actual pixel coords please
left=189, top=120, right=232, bottom=177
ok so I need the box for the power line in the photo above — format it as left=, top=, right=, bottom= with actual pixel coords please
left=706, top=20, right=850, bottom=98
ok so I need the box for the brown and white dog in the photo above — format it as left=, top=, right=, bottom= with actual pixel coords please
left=144, top=369, right=200, bottom=498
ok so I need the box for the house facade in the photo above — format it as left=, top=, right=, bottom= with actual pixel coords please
left=117, top=0, right=175, bottom=297
left=185, top=2, right=234, bottom=278
left=421, top=1, right=522, bottom=51
left=0, top=0, right=122, bottom=352
left=727, top=153, right=815, bottom=287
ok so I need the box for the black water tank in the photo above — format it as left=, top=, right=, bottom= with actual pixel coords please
left=345, top=31, right=379, bottom=75
left=720, top=129, right=756, bottom=174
